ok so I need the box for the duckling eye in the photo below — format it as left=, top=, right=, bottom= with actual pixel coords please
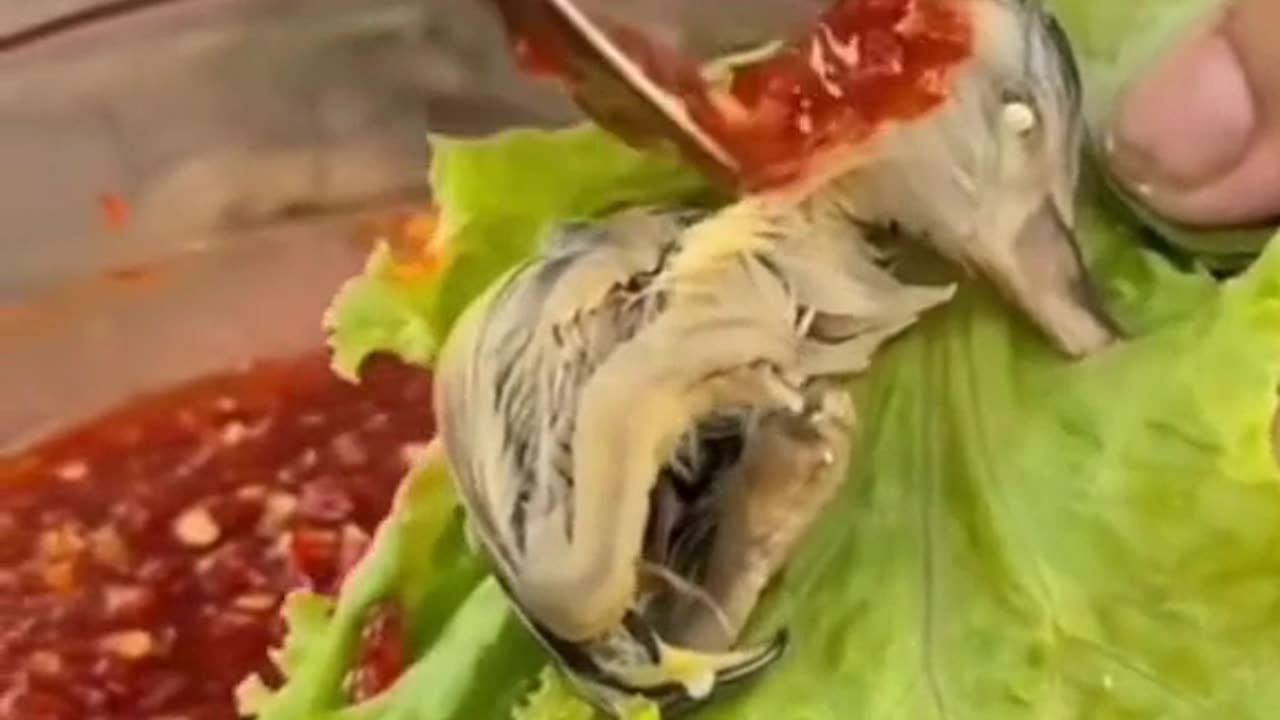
left=1001, top=101, right=1038, bottom=137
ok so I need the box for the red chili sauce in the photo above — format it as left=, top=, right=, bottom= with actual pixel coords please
left=0, top=352, right=429, bottom=718
left=496, top=0, right=973, bottom=190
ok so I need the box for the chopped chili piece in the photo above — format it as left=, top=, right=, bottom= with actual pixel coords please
left=352, top=206, right=446, bottom=284
left=97, top=192, right=131, bottom=235
left=0, top=351, right=435, bottom=719
left=346, top=601, right=410, bottom=702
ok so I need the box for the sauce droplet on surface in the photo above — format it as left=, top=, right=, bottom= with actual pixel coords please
left=98, top=192, right=131, bottom=235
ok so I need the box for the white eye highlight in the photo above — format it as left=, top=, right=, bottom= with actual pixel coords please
left=1002, top=101, right=1037, bottom=136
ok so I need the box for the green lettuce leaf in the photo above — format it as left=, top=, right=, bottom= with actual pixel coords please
left=692, top=228, right=1280, bottom=720
left=323, top=126, right=715, bottom=381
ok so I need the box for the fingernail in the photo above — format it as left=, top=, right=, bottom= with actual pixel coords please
left=1110, top=32, right=1258, bottom=191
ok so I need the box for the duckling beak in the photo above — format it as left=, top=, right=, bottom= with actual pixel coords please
left=973, top=195, right=1121, bottom=359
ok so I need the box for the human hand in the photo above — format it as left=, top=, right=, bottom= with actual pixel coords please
left=1108, top=0, right=1280, bottom=228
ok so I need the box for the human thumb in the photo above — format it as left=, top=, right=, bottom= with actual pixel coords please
left=1108, top=0, right=1280, bottom=227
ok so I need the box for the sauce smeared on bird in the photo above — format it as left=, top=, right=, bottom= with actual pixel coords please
left=496, top=0, right=972, bottom=190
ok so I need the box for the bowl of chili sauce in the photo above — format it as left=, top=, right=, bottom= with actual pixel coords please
left=0, top=347, right=431, bottom=718
left=0, top=0, right=583, bottom=712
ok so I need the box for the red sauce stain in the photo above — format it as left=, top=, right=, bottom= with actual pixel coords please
left=356, top=206, right=446, bottom=285
left=387, top=210, right=446, bottom=282
left=491, top=0, right=973, bottom=191
left=103, top=262, right=167, bottom=289
left=98, top=192, right=131, bottom=235
left=346, top=602, right=409, bottom=701
left=0, top=351, right=433, bottom=718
